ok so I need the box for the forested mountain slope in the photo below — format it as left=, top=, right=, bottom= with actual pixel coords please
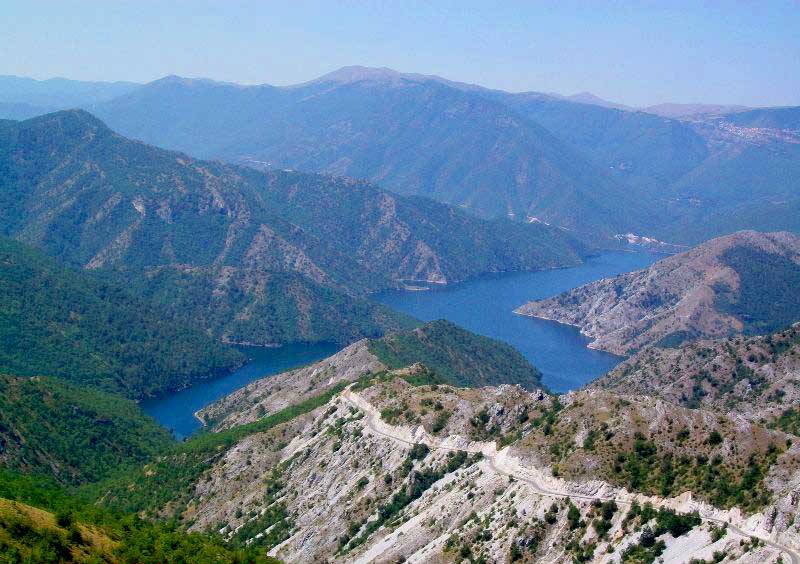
left=80, top=67, right=800, bottom=244
left=0, top=237, right=242, bottom=398
left=368, top=319, right=544, bottom=389
left=92, top=72, right=656, bottom=235
left=515, top=231, right=800, bottom=355
left=0, top=471, right=278, bottom=563
left=0, top=374, right=174, bottom=484
left=0, top=110, right=585, bottom=345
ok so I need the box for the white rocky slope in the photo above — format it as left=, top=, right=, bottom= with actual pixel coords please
left=196, top=339, right=385, bottom=429
left=514, top=231, right=800, bottom=355
left=184, top=376, right=800, bottom=563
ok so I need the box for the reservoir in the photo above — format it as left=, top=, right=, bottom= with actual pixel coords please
left=374, top=251, right=660, bottom=392
left=141, top=342, right=338, bottom=439
left=143, top=251, right=659, bottom=438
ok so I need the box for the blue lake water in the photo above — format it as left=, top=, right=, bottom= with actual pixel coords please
left=142, top=251, right=658, bottom=438
left=374, top=251, right=660, bottom=392
left=141, top=342, right=338, bottom=439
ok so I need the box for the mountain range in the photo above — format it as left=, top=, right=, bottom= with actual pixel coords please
left=2, top=69, right=798, bottom=244
left=1, top=67, right=800, bottom=564
left=0, top=109, right=587, bottom=346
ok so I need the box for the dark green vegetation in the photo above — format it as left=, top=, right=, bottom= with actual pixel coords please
left=0, top=381, right=348, bottom=561
left=0, top=237, right=242, bottom=399
left=369, top=319, right=545, bottom=389
left=0, top=374, right=173, bottom=485
left=716, top=246, right=800, bottom=334
left=0, top=470, right=279, bottom=564
left=772, top=408, right=800, bottom=436
left=612, top=433, right=780, bottom=512
left=227, top=467, right=293, bottom=552
left=620, top=502, right=701, bottom=564
left=0, top=109, right=585, bottom=346
left=89, top=382, right=348, bottom=517
left=131, top=267, right=415, bottom=347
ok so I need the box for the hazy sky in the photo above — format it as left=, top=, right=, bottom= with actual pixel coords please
left=4, top=1, right=799, bottom=107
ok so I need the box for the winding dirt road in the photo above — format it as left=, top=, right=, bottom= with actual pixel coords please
left=342, top=389, right=800, bottom=564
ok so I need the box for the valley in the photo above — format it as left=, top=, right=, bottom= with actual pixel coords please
left=377, top=250, right=659, bottom=391
left=2, top=14, right=800, bottom=562
left=140, top=343, right=338, bottom=439
left=139, top=251, right=658, bottom=438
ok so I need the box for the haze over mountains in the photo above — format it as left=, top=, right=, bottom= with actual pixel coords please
left=2, top=68, right=799, bottom=244
left=2, top=63, right=800, bottom=563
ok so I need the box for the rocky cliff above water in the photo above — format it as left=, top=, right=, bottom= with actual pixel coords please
left=514, top=231, right=800, bottom=355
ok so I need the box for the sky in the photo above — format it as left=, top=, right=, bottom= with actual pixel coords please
left=3, top=0, right=799, bottom=107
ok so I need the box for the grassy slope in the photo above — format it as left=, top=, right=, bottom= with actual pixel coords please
left=0, top=471, right=279, bottom=564
left=86, top=382, right=349, bottom=517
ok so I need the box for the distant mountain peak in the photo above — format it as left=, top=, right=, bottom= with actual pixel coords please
left=555, top=91, right=633, bottom=111
left=306, top=65, right=487, bottom=91
left=27, top=108, right=109, bottom=129
left=315, top=65, right=405, bottom=83
left=147, top=75, right=243, bottom=89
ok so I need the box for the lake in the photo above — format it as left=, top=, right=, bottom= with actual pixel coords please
left=142, top=251, right=659, bottom=438
left=141, top=342, right=338, bottom=439
left=374, top=251, right=660, bottom=392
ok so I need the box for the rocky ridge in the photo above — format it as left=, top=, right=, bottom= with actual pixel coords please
left=0, top=110, right=586, bottom=345
left=514, top=231, right=800, bottom=355
left=182, top=346, right=800, bottom=563
left=593, top=324, right=800, bottom=424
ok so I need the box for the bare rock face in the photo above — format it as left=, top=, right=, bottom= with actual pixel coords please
left=196, top=339, right=385, bottom=429
left=180, top=365, right=800, bottom=563
left=514, top=231, right=800, bottom=355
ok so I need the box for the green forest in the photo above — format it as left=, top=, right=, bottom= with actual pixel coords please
left=0, top=237, right=243, bottom=399
left=0, top=374, right=174, bottom=485
left=717, top=246, right=800, bottom=334
left=0, top=470, right=279, bottom=564
left=369, top=319, right=545, bottom=389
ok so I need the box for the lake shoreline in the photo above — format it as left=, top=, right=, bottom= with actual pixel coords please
left=143, top=251, right=659, bottom=438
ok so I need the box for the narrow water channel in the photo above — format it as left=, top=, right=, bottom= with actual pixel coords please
left=142, top=251, right=659, bottom=438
